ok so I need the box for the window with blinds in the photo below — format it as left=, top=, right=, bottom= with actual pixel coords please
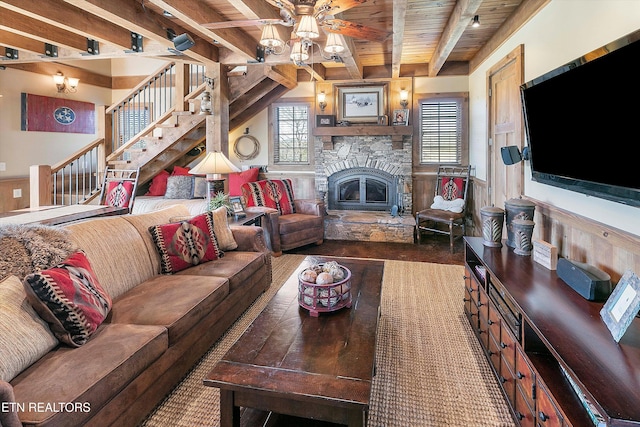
left=274, top=105, right=309, bottom=164
left=419, top=100, right=462, bottom=164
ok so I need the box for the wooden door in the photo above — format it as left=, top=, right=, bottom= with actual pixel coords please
left=488, top=45, right=525, bottom=209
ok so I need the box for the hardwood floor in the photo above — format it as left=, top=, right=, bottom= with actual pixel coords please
left=285, top=234, right=465, bottom=265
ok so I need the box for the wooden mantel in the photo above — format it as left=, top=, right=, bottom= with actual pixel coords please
left=313, top=125, right=413, bottom=150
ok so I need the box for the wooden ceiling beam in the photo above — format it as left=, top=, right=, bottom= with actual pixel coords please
left=428, top=0, right=483, bottom=77
left=63, top=0, right=218, bottom=64
left=0, top=0, right=132, bottom=50
left=340, top=36, right=363, bottom=80
left=147, top=0, right=258, bottom=62
left=0, top=7, right=88, bottom=53
left=2, top=62, right=113, bottom=88
left=266, top=64, right=298, bottom=89
left=391, top=0, right=408, bottom=79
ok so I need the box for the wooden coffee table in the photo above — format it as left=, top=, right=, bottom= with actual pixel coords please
left=204, top=256, right=384, bottom=427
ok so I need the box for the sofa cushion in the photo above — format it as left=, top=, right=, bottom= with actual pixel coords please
left=241, top=179, right=296, bottom=215
left=176, top=251, right=266, bottom=293
left=0, top=275, right=58, bottom=382
left=108, top=274, right=229, bottom=344
left=149, top=211, right=224, bottom=274
left=229, top=167, right=260, bottom=196
left=23, top=251, right=113, bottom=347
left=11, top=323, right=167, bottom=427
left=65, top=216, right=157, bottom=299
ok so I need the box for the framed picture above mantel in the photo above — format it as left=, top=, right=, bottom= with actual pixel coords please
left=335, top=83, right=388, bottom=124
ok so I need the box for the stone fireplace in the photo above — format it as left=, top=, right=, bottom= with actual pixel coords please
left=313, top=131, right=415, bottom=243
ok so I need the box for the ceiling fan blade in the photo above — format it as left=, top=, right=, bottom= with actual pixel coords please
left=322, top=19, right=391, bottom=43
left=202, top=19, right=286, bottom=30
left=316, top=0, right=368, bottom=15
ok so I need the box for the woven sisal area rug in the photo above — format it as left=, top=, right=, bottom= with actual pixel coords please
left=141, top=255, right=515, bottom=427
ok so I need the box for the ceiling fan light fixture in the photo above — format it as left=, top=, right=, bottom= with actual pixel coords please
left=472, top=15, right=480, bottom=28
left=324, top=32, right=345, bottom=54
left=296, top=15, right=320, bottom=39
left=290, top=40, right=310, bottom=63
left=260, top=24, right=285, bottom=48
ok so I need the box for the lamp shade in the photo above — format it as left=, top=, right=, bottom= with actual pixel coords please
left=324, top=32, right=345, bottom=54
left=296, top=15, right=319, bottom=39
left=290, top=41, right=309, bottom=62
left=189, top=151, right=240, bottom=178
left=260, top=24, right=284, bottom=48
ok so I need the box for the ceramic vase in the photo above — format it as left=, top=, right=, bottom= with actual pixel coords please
left=480, top=206, right=505, bottom=247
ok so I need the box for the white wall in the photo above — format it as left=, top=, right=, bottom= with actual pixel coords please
left=469, top=0, right=640, bottom=236
left=0, top=67, right=112, bottom=178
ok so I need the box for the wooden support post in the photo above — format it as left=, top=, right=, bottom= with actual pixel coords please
left=29, top=165, right=52, bottom=208
left=205, top=64, right=231, bottom=192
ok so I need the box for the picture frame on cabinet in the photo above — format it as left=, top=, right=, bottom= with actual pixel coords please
left=316, top=115, right=335, bottom=127
left=600, top=269, right=640, bottom=342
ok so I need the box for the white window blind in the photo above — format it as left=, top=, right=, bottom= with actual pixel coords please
left=420, top=100, right=462, bottom=164
left=274, top=105, right=309, bottom=164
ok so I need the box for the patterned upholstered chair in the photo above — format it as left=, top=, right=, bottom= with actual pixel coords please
left=415, top=165, right=471, bottom=253
left=241, top=179, right=325, bottom=256
left=99, top=168, right=140, bottom=213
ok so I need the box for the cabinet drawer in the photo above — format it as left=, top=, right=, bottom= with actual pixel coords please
left=488, top=333, right=501, bottom=374
left=500, top=356, right=516, bottom=408
left=500, top=324, right=517, bottom=373
left=516, top=347, right=535, bottom=408
left=515, top=386, right=535, bottom=427
left=488, top=301, right=501, bottom=341
left=536, top=379, right=563, bottom=427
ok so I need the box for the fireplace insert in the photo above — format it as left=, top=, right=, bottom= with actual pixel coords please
left=328, top=167, right=398, bottom=211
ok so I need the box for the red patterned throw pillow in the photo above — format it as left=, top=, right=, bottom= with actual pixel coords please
left=148, top=211, right=224, bottom=274
left=241, top=179, right=296, bottom=215
left=105, top=180, right=134, bottom=208
left=440, top=177, right=464, bottom=201
left=23, top=251, right=112, bottom=347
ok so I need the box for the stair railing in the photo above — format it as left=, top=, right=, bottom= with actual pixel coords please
left=32, top=63, right=206, bottom=207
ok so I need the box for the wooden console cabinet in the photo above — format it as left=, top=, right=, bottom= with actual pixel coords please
left=463, top=237, right=640, bottom=427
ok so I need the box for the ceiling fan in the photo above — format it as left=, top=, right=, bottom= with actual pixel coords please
left=201, top=0, right=391, bottom=44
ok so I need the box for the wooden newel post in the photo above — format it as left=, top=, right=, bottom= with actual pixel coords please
left=30, top=165, right=52, bottom=208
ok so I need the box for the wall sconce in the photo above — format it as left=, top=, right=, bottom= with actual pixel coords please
left=317, top=91, right=327, bottom=112
left=472, top=15, right=480, bottom=28
left=399, top=89, right=409, bottom=108
left=53, top=72, right=79, bottom=93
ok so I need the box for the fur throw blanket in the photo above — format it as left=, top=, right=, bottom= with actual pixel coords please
left=0, top=224, right=75, bottom=281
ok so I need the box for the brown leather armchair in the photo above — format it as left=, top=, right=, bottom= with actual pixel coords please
left=241, top=179, right=325, bottom=256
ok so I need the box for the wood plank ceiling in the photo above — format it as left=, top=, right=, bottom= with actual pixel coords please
left=0, top=0, right=548, bottom=86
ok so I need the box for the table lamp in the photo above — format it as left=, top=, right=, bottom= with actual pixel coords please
left=189, top=151, right=240, bottom=205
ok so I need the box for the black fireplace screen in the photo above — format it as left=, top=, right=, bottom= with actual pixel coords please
left=328, top=168, right=397, bottom=211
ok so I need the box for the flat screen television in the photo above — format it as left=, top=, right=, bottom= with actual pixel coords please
left=520, top=29, right=640, bottom=207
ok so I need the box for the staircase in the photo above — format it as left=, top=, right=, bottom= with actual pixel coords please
left=108, top=111, right=208, bottom=188
left=33, top=62, right=298, bottom=208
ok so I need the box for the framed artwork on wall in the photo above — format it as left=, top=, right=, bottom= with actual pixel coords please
left=335, top=84, right=387, bottom=124
left=20, top=93, right=96, bottom=134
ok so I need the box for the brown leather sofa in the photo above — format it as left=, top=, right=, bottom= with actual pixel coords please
left=241, top=179, right=325, bottom=257
left=4, top=205, right=271, bottom=427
